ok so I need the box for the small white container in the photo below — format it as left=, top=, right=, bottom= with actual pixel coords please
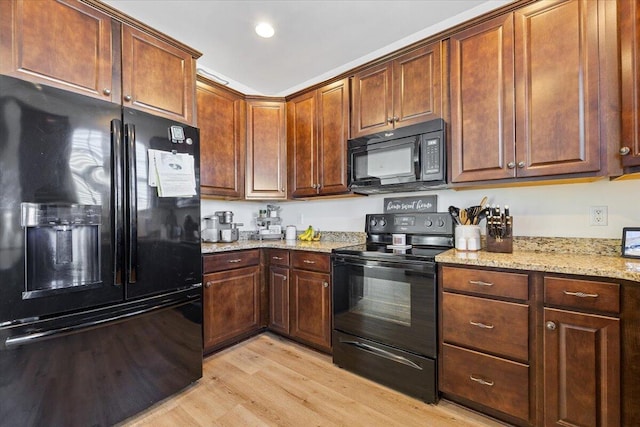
left=392, top=233, right=406, bottom=246
left=455, top=225, right=481, bottom=251
left=285, top=225, right=297, bottom=241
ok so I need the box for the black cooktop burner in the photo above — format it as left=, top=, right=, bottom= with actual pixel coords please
left=333, top=212, right=455, bottom=262
left=333, top=243, right=450, bottom=262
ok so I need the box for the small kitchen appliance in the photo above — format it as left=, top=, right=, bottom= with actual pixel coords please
left=215, top=210, right=243, bottom=242
left=331, top=212, right=454, bottom=403
left=202, top=215, right=220, bottom=242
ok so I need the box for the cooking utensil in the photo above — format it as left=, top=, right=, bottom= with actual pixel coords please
left=448, top=206, right=461, bottom=225
left=459, top=209, right=468, bottom=225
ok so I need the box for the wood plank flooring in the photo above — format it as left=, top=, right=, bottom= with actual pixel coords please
left=119, top=333, right=505, bottom=427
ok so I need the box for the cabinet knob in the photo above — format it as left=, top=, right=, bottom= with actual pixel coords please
left=620, top=146, right=631, bottom=156
left=507, top=162, right=516, bottom=169
left=393, top=116, right=399, bottom=122
left=387, top=117, right=394, bottom=124
left=323, top=282, right=328, bottom=288
left=205, top=282, right=212, bottom=288
left=546, top=321, right=557, bottom=331
left=517, top=161, right=525, bottom=168
left=124, top=95, right=132, bottom=102
left=103, top=88, right=111, bottom=96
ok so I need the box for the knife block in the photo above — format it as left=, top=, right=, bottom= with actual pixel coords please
left=486, top=218, right=513, bottom=253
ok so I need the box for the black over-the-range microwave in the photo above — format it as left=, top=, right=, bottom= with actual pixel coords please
left=347, top=118, right=447, bottom=194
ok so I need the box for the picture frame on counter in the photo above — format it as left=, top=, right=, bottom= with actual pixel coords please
left=621, top=227, right=640, bottom=258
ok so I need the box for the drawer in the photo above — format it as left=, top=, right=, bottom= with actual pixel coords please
left=267, top=249, right=290, bottom=266
left=544, top=276, right=620, bottom=314
left=442, top=292, right=529, bottom=361
left=291, top=251, right=330, bottom=272
left=441, top=266, right=528, bottom=301
left=203, top=249, right=260, bottom=273
left=441, top=343, right=529, bottom=422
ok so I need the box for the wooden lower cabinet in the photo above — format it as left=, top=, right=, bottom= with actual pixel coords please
left=269, top=265, right=290, bottom=335
left=543, top=310, right=620, bottom=427
left=202, top=250, right=262, bottom=353
left=266, top=250, right=332, bottom=353
left=440, top=265, right=532, bottom=426
left=543, top=275, right=621, bottom=427
left=289, top=268, right=331, bottom=352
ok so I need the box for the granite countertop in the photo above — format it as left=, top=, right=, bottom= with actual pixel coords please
left=436, top=236, right=640, bottom=283
left=201, top=231, right=366, bottom=255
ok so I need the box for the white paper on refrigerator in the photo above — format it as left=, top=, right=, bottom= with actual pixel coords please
left=148, top=149, right=196, bottom=197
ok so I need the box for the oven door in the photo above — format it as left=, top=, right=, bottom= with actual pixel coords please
left=332, top=254, right=436, bottom=357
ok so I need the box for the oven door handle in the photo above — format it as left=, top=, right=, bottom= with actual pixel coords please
left=333, top=257, right=434, bottom=272
left=339, top=339, right=423, bottom=370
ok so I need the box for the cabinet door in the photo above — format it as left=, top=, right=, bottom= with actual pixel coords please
left=620, top=0, right=640, bottom=169
left=544, top=308, right=620, bottom=427
left=290, top=269, right=331, bottom=351
left=245, top=100, right=287, bottom=199
left=269, top=265, right=290, bottom=335
left=197, top=78, right=246, bottom=198
left=121, top=24, right=196, bottom=124
left=393, top=43, right=442, bottom=128
left=203, top=266, right=261, bottom=351
left=317, top=79, right=350, bottom=195
left=0, top=0, right=118, bottom=102
left=450, top=14, right=516, bottom=183
left=287, top=90, right=318, bottom=198
left=351, top=62, right=393, bottom=138
left=514, top=0, right=601, bottom=177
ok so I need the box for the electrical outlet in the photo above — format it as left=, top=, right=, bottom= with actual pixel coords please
left=590, top=206, right=608, bottom=226
left=298, top=213, right=304, bottom=225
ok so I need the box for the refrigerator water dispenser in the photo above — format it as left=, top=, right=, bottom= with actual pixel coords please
left=21, top=203, right=102, bottom=298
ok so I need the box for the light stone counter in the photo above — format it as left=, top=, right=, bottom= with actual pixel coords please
left=202, top=231, right=366, bottom=255
left=436, top=236, right=640, bottom=283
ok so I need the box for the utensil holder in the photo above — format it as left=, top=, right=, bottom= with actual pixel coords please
left=486, top=217, right=513, bottom=253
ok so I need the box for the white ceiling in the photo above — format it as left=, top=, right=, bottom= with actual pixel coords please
left=103, top=0, right=512, bottom=96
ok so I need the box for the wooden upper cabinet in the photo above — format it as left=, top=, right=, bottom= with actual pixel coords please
left=514, top=0, right=601, bottom=178
left=451, top=0, right=603, bottom=183
left=450, top=14, right=516, bottom=183
left=197, top=76, right=246, bottom=199
left=287, top=78, right=349, bottom=198
left=245, top=100, right=287, bottom=200
left=0, top=0, right=119, bottom=102
left=351, top=42, right=442, bottom=138
left=620, top=0, right=640, bottom=170
left=0, top=0, right=199, bottom=124
left=121, top=24, right=196, bottom=124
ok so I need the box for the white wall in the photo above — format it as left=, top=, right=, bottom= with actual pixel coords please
left=202, top=179, right=640, bottom=238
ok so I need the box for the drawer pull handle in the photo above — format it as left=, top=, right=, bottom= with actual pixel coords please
left=303, top=260, right=316, bottom=264
left=272, top=256, right=283, bottom=260
left=227, top=259, right=243, bottom=263
left=470, top=321, right=494, bottom=329
left=469, top=280, right=493, bottom=287
left=469, top=375, right=494, bottom=387
left=563, top=290, right=599, bottom=298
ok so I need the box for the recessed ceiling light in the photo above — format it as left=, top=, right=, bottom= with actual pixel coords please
left=255, top=22, right=275, bottom=38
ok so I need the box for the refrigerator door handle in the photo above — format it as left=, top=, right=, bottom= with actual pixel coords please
left=4, top=295, right=199, bottom=348
left=125, top=123, right=138, bottom=284
left=111, top=119, right=124, bottom=286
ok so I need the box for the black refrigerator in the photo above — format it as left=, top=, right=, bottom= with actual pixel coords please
left=0, top=75, right=203, bottom=426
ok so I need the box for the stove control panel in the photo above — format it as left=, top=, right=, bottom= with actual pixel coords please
left=366, top=213, right=453, bottom=235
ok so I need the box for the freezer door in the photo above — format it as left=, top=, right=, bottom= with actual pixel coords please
left=0, top=289, right=203, bottom=426
left=123, top=108, right=202, bottom=299
left=0, top=75, right=123, bottom=323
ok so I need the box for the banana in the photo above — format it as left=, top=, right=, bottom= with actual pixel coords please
left=298, top=226, right=314, bottom=241
left=312, top=231, right=321, bottom=241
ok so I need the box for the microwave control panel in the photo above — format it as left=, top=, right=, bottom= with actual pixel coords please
left=422, top=137, right=441, bottom=174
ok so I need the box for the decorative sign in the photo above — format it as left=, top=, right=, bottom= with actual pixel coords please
left=384, top=195, right=437, bottom=213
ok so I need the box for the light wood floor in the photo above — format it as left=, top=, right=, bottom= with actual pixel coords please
left=120, top=333, right=505, bottom=426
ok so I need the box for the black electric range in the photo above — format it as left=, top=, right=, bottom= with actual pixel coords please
left=333, top=212, right=455, bottom=261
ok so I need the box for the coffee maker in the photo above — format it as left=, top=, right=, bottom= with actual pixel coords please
left=215, top=211, right=243, bottom=242
left=201, top=215, right=220, bottom=242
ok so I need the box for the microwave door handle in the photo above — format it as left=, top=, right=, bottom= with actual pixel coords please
left=415, top=138, right=422, bottom=180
